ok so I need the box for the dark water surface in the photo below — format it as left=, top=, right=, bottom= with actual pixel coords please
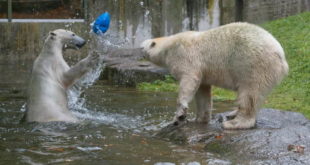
left=0, top=82, right=234, bottom=165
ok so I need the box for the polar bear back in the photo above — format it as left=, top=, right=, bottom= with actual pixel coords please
left=195, top=23, right=288, bottom=89
left=142, top=22, right=288, bottom=91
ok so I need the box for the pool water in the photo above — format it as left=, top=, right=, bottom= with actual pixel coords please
left=0, top=81, right=234, bottom=165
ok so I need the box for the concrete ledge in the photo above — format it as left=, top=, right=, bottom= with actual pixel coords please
left=100, top=48, right=169, bottom=87
left=0, top=19, right=85, bottom=23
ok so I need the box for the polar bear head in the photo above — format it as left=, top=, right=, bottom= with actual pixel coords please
left=48, top=29, right=86, bottom=50
left=140, top=37, right=176, bottom=66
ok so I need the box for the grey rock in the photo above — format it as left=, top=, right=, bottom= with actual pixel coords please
left=156, top=109, right=310, bottom=164
left=100, top=48, right=169, bottom=87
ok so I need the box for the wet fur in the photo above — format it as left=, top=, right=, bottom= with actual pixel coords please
left=25, top=29, right=98, bottom=122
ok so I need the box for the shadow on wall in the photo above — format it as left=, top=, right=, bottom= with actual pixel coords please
left=220, top=0, right=310, bottom=25
left=89, top=0, right=220, bottom=48
left=89, top=0, right=310, bottom=48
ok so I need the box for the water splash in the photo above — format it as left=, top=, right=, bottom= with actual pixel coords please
left=67, top=51, right=104, bottom=113
left=66, top=31, right=109, bottom=118
left=66, top=33, right=145, bottom=130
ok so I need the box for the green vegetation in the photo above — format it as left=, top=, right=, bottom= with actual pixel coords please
left=137, top=75, right=179, bottom=92
left=137, top=12, right=310, bottom=118
left=261, top=12, right=310, bottom=118
left=137, top=75, right=236, bottom=101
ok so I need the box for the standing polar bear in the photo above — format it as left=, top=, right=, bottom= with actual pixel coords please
left=141, top=22, right=288, bottom=129
left=25, top=29, right=99, bottom=122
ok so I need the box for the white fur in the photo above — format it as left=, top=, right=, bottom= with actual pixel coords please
left=141, top=22, right=289, bottom=129
left=25, top=29, right=98, bottom=122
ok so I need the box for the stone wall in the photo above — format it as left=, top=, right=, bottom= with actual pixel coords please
left=0, top=22, right=88, bottom=97
left=0, top=0, right=309, bottom=97
left=220, top=0, right=238, bottom=24
left=220, top=0, right=310, bottom=24
left=87, top=0, right=220, bottom=48
left=243, top=0, right=310, bottom=24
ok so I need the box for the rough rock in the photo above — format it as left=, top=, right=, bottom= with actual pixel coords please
left=100, top=48, right=168, bottom=87
left=156, top=109, right=310, bottom=164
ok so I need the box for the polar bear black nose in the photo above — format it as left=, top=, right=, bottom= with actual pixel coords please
left=76, top=40, right=86, bottom=48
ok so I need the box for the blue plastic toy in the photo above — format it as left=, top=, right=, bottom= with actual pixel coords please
left=92, top=12, right=110, bottom=34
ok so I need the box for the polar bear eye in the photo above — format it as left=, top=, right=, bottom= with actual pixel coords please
left=72, top=34, right=75, bottom=36
left=50, top=32, right=56, bottom=36
left=150, top=42, right=156, bottom=48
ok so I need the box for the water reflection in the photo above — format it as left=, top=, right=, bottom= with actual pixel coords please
left=90, top=0, right=220, bottom=48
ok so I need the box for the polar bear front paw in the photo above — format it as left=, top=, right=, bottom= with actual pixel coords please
left=87, top=51, right=100, bottom=66
left=91, top=51, right=100, bottom=59
left=172, top=105, right=188, bottom=126
left=172, top=115, right=188, bottom=126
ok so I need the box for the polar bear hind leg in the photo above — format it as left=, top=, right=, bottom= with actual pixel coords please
left=223, top=87, right=266, bottom=129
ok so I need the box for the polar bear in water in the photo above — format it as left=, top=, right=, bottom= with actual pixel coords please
left=24, top=29, right=99, bottom=122
left=141, top=23, right=289, bottom=129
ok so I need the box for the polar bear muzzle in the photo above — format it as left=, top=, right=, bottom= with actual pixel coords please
left=70, top=35, right=86, bottom=49
left=59, top=32, right=86, bottom=50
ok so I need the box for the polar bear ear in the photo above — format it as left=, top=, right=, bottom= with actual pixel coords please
left=49, top=32, right=57, bottom=40
left=150, top=41, right=156, bottom=48
left=50, top=32, right=56, bottom=36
